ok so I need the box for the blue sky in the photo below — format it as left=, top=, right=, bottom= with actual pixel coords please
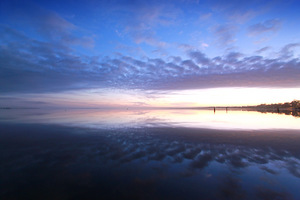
left=1, top=0, right=300, bottom=107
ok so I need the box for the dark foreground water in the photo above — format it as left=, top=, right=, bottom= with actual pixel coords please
left=1, top=109, right=300, bottom=199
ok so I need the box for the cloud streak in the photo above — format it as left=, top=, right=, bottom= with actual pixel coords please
left=114, top=2, right=180, bottom=47
left=212, top=24, right=237, bottom=46
left=1, top=1, right=94, bottom=48
left=248, top=19, right=281, bottom=36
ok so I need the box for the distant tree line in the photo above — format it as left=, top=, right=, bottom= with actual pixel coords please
left=256, top=100, right=300, bottom=110
left=241, top=100, right=300, bottom=117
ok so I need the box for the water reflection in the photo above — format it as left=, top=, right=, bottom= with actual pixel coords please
left=1, top=124, right=300, bottom=199
left=242, top=108, right=300, bottom=118
left=1, top=108, right=300, bottom=130
left=1, top=109, right=300, bottom=199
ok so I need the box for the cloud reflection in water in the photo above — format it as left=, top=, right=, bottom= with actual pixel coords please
left=1, top=124, right=300, bottom=199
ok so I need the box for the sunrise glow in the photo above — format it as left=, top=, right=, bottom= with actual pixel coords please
left=0, top=0, right=300, bottom=107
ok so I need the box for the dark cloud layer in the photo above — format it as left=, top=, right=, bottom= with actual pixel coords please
left=1, top=25, right=300, bottom=93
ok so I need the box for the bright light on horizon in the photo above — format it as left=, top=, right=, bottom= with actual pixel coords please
left=155, top=87, right=300, bottom=107
left=2, top=87, right=300, bottom=108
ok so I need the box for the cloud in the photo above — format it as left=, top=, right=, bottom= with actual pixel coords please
left=38, top=12, right=95, bottom=48
left=199, top=13, right=212, bottom=21
left=255, top=46, right=271, bottom=54
left=201, top=43, right=209, bottom=48
left=115, top=2, right=180, bottom=47
left=279, top=43, right=300, bottom=60
left=190, top=153, right=213, bottom=169
left=188, top=51, right=210, bottom=66
left=2, top=1, right=94, bottom=48
left=1, top=26, right=300, bottom=93
left=178, top=44, right=197, bottom=51
left=248, top=19, right=282, bottom=36
left=130, top=28, right=167, bottom=47
left=211, top=0, right=267, bottom=23
left=212, top=24, right=237, bottom=46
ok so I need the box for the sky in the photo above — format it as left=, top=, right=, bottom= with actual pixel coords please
left=0, top=0, right=300, bottom=108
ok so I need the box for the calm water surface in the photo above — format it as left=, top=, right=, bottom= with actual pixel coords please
left=1, top=109, right=300, bottom=199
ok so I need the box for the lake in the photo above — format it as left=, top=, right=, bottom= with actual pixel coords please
left=1, top=108, right=300, bottom=199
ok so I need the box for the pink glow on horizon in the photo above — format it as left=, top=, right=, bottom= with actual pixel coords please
left=3, top=87, right=299, bottom=108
